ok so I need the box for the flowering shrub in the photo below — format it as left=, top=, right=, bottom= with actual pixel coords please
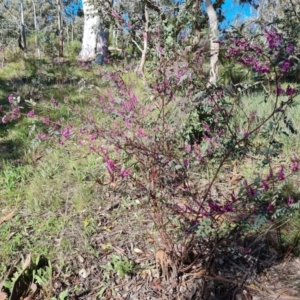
left=1, top=6, right=300, bottom=287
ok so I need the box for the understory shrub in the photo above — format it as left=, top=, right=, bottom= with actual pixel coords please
left=2, top=5, right=300, bottom=292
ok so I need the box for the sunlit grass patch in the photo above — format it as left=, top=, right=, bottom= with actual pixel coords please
left=233, top=91, right=300, bottom=157
left=0, top=61, right=25, bottom=80
left=0, top=209, right=69, bottom=275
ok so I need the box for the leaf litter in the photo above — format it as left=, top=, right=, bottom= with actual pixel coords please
left=1, top=169, right=300, bottom=300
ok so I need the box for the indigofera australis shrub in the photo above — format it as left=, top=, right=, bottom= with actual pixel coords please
left=2, top=9, right=300, bottom=282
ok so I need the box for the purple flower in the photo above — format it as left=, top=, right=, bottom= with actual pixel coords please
left=27, top=110, right=35, bottom=117
left=12, top=107, right=20, bottom=114
left=131, top=94, right=138, bottom=104
left=226, top=46, right=241, bottom=58
left=50, top=97, right=59, bottom=107
left=253, top=62, right=270, bottom=73
left=61, top=127, right=71, bottom=139
left=277, top=165, right=285, bottom=180
left=286, top=85, right=296, bottom=96
left=90, top=134, right=97, bottom=140
left=106, top=159, right=115, bottom=173
left=119, top=168, right=131, bottom=178
left=137, top=128, right=147, bottom=138
left=197, top=155, right=203, bottom=162
left=2, top=115, right=8, bottom=123
left=267, top=203, right=274, bottom=212
left=245, top=248, right=252, bottom=254
left=36, top=133, right=48, bottom=140
left=279, top=60, right=291, bottom=73
left=8, top=94, right=14, bottom=103
left=10, top=114, right=20, bottom=120
left=58, top=139, right=64, bottom=145
left=122, top=100, right=133, bottom=112
left=252, top=45, right=262, bottom=55
left=224, top=204, right=233, bottom=212
left=265, top=29, right=282, bottom=49
left=262, top=180, right=269, bottom=191
left=185, top=143, right=191, bottom=153
left=276, top=85, right=283, bottom=96
left=111, top=10, right=123, bottom=21
left=239, top=56, right=256, bottom=67
left=248, top=186, right=256, bottom=197
left=202, top=122, right=211, bottom=132
left=208, top=201, right=223, bottom=213
left=287, top=196, right=293, bottom=207
left=244, top=180, right=256, bottom=197
left=259, top=65, right=270, bottom=73
left=291, top=159, right=299, bottom=172
left=286, top=43, right=294, bottom=54
left=42, top=118, right=51, bottom=125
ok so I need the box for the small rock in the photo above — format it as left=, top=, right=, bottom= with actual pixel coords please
left=53, top=280, right=62, bottom=289
left=77, top=254, right=85, bottom=263
left=79, top=268, right=90, bottom=278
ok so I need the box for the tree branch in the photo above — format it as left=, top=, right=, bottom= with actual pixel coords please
left=131, top=39, right=143, bottom=53
left=142, top=0, right=166, bottom=20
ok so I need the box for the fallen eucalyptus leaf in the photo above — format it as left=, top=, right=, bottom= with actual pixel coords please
left=133, top=248, right=144, bottom=254
left=0, top=211, right=15, bottom=225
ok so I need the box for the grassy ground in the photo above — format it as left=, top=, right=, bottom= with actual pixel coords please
left=1, top=53, right=300, bottom=299
left=0, top=54, right=156, bottom=299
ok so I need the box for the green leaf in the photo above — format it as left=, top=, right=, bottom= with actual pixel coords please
left=166, top=36, right=173, bottom=45
left=58, top=289, right=68, bottom=300
left=254, top=214, right=267, bottom=231
left=97, top=287, right=107, bottom=298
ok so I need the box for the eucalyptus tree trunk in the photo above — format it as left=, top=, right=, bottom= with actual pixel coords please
left=78, top=0, right=111, bottom=62
left=136, top=6, right=149, bottom=76
left=71, top=22, right=74, bottom=42
left=78, top=0, right=100, bottom=61
left=66, top=21, right=69, bottom=44
left=57, top=0, right=64, bottom=57
left=20, top=0, right=27, bottom=52
left=95, top=25, right=109, bottom=64
left=204, top=0, right=219, bottom=85
left=32, top=0, right=40, bottom=58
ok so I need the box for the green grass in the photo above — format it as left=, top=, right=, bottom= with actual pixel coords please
left=0, top=58, right=112, bottom=281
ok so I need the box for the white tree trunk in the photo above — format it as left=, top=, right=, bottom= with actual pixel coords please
left=78, top=0, right=100, bottom=61
left=32, top=0, right=40, bottom=58
left=20, top=0, right=27, bottom=52
left=57, top=0, right=64, bottom=57
left=204, top=0, right=219, bottom=86
left=136, top=7, right=149, bottom=76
